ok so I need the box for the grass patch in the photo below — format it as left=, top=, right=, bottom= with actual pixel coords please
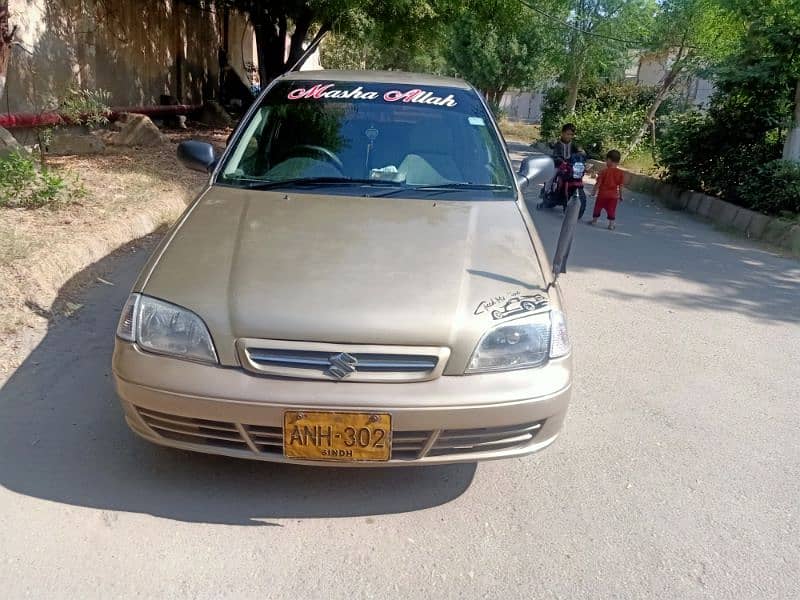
left=498, top=119, right=540, bottom=143
left=621, top=152, right=662, bottom=177
left=0, top=127, right=228, bottom=346
left=0, top=226, right=31, bottom=267
left=0, top=151, right=85, bottom=209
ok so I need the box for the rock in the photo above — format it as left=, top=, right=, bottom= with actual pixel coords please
left=48, top=132, right=106, bottom=155
left=199, top=101, right=234, bottom=128
left=109, top=113, right=167, bottom=146
left=91, top=129, right=117, bottom=143
left=0, top=126, right=23, bottom=158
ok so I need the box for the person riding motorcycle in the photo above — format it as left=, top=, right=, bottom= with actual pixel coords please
left=539, top=123, right=588, bottom=219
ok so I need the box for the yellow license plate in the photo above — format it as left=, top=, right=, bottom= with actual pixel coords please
left=283, top=411, right=392, bottom=462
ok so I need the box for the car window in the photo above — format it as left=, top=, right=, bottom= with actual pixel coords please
left=218, top=80, right=515, bottom=198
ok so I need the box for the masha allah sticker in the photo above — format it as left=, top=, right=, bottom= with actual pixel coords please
left=287, top=84, right=458, bottom=107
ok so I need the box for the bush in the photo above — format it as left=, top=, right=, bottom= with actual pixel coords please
left=60, top=87, right=111, bottom=128
left=540, top=86, right=568, bottom=141
left=540, top=82, right=679, bottom=159
left=656, top=111, right=713, bottom=190
left=0, top=151, right=81, bottom=209
left=656, top=106, right=785, bottom=211
left=567, top=107, right=646, bottom=159
left=739, top=160, right=800, bottom=216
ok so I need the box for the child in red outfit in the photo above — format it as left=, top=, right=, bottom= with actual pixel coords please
left=591, top=149, right=625, bottom=230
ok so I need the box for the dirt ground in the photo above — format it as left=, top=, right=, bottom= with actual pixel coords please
left=0, top=127, right=229, bottom=378
left=498, top=119, right=540, bottom=143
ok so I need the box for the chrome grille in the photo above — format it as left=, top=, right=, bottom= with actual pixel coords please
left=136, top=407, right=544, bottom=461
left=237, top=339, right=450, bottom=382
left=247, top=349, right=439, bottom=373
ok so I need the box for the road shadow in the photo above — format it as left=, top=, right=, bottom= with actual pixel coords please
left=0, top=237, right=476, bottom=526
left=507, top=143, right=800, bottom=324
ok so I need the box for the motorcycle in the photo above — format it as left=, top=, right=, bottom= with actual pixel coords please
left=537, top=153, right=586, bottom=212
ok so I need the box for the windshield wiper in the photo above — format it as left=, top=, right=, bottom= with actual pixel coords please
left=372, top=182, right=513, bottom=198
left=220, top=176, right=403, bottom=190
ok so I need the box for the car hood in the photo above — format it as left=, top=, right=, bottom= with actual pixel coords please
left=141, top=186, right=552, bottom=368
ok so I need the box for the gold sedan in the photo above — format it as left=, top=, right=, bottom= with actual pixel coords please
left=113, top=70, right=573, bottom=466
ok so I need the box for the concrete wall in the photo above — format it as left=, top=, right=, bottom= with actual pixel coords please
left=4, top=0, right=253, bottom=112
left=499, top=90, right=544, bottom=123
left=636, top=52, right=714, bottom=108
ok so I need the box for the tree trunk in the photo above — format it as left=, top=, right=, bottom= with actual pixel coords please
left=0, top=0, right=17, bottom=100
left=624, top=59, right=685, bottom=160
left=252, top=16, right=287, bottom=88
left=782, top=78, right=800, bottom=162
left=565, top=60, right=583, bottom=115
left=287, top=8, right=312, bottom=68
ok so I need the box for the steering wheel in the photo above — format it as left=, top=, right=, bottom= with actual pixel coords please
left=291, top=144, right=344, bottom=171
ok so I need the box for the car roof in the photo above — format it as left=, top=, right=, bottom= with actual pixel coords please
left=278, top=69, right=473, bottom=90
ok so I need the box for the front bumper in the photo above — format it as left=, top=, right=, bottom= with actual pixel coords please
left=112, top=342, right=572, bottom=466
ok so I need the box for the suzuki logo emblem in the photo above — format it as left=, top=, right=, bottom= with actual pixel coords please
left=326, top=352, right=358, bottom=379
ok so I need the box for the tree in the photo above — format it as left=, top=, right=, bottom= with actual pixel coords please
left=445, top=0, right=562, bottom=108
left=718, top=0, right=800, bottom=161
left=558, top=0, right=656, bottom=114
left=220, top=1, right=452, bottom=87
left=0, top=0, right=18, bottom=100
left=320, top=3, right=453, bottom=73
left=624, top=0, right=742, bottom=157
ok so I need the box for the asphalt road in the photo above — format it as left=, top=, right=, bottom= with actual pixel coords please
left=1, top=147, right=798, bottom=599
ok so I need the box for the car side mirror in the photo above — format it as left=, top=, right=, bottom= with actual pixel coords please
left=516, top=155, right=555, bottom=189
left=177, top=140, right=217, bottom=172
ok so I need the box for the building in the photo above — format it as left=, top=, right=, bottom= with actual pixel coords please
left=499, top=50, right=715, bottom=123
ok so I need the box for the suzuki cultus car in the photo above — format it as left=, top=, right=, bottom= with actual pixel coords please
left=113, top=70, right=573, bottom=465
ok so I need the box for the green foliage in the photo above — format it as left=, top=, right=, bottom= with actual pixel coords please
left=656, top=109, right=784, bottom=209
left=59, top=87, right=111, bottom=128
left=0, top=151, right=82, bottom=209
left=320, top=7, right=451, bottom=73
left=445, top=0, right=561, bottom=106
left=647, top=0, right=743, bottom=68
left=540, top=87, right=568, bottom=140
left=655, top=110, right=711, bottom=190
left=560, top=0, right=657, bottom=107
left=542, top=82, right=679, bottom=158
left=565, top=107, right=646, bottom=159
left=739, top=160, right=800, bottom=215
left=656, top=0, right=800, bottom=213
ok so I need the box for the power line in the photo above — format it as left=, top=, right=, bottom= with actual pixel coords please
left=517, top=0, right=650, bottom=47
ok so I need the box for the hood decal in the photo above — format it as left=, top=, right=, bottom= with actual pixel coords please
left=474, top=290, right=549, bottom=321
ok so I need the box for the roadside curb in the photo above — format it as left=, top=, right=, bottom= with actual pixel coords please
left=620, top=167, right=799, bottom=256
left=531, top=143, right=799, bottom=257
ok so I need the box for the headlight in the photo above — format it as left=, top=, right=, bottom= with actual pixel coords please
left=116, top=293, right=218, bottom=364
left=466, top=310, right=570, bottom=373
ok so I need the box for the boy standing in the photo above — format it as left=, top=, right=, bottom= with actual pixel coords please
left=591, top=149, right=625, bottom=230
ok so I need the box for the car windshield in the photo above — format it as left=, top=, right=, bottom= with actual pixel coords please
left=217, top=79, right=515, bottom=199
